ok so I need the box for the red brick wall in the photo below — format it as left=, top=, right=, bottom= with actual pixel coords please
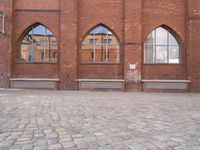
left=187, top=0, right=200, bottom=92
left=59, top=0, right=78, bottom=90
left=78, top=0, right=124, bottom=80
left=123, top=0, right=142, bottom=91
left=142, top=0, right=186, bottom=80
left=1, top=0, right=200, bottom=91
left=0, top=0, right=13, bottom=88
left=79, top=64, right=123, bottom=79
left=12, top=1, right=60, bottom=79
left=15, top=0, right=59, bottom=10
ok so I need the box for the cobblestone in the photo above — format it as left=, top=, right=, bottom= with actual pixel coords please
left=0, top=89, right=199, bottom=149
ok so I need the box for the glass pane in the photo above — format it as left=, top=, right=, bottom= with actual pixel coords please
left=90, top=26, right=111, bottom=35
left=144, top=45, right=154, bottom=63
left=156, top=27, right=168, bottom=45
left=28, top=45, right=35, bottom=62
left=20, top=44, right=30, bottom=62
left=102, top=45, right=107, bottom=62
left=169, top=33, right=179, bottom=46
left=156, top=46, right=168, bottom=63
left=22, top=35, right=32, bottom=44
left=95, top=46, right=102, bottom=62
left=49, top=37, right=58, bottom=63
left=46, top=28, right=53, bottom=36
left=169, top=46, right=179, bottom=63
left=145, top=31, right=155, bottom=45
left=108, top=45, right=120, bottom=63
left=33, top=44, right=43, bottom=62
left=81, top=45, right=94, bottom=63
left=33, top=25, right=46, bottom=35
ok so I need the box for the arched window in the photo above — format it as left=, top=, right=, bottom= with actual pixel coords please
left=144, top=27, right=180, bottom=64
left=20, top=24, right=58, bottom=63
left=81, top=25, right=120, bottom=63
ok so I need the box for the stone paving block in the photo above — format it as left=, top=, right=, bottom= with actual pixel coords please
left=129, top=143, right=146, bottom=150
left=0, top=146, right=10, bottom=150
left=62, top=141, right=76, bottom=148
left=35, top=139, right=46, bottom=146
left=75, top=141, right=89, bottom=149
left=151, top=140, right=168, bottom=149
left=33, top=146, right=48, bottom=150
left=48, top=143, right=62, bottom=150
left=46, top=133, right=57, bottom=139
left=47, top=138, right=58, bottom=145
left=10, top=144, right=22, bottom=150
left=21, top=144, right=33, bottom=150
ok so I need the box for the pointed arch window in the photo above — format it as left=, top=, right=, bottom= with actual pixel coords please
left=144, top=27, right=180, bottom=64
left=81, top=25, right=120, bottom=63
left=20, top=24, right=58, bottom=63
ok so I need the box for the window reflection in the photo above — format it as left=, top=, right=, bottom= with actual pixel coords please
left=81, top=25, right=120, bottom=63
left=144, top=27, right=180, bottom=64
left=20, top=25, right=58, bottom=63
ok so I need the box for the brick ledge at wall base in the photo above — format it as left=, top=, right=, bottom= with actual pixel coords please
left=9, top=78, right=191, bottom=92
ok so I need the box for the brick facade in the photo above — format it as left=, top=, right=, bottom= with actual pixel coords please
left=0, top=0, right=200, bottom=92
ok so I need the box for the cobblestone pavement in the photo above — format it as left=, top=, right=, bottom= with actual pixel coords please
left=0, top=89, right=199, bottom=150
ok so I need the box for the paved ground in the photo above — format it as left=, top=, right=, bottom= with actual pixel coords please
left=0, top=89, right=199, bottom=150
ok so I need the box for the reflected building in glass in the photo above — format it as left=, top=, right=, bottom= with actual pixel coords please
left=20, top=25, right=58, bottom=63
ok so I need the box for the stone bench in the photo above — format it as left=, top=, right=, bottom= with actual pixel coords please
left=10, top=78, right=59, bottom=89
left=142, top=79, right=190, bottom=90
left=76, top=79, right=125, bottom=91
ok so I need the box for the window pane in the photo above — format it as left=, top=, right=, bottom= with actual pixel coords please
left=169, top=46, right=179, bottom=63
left=108, top=45, right=120, bottom=63
left=95, top=46, right=102, bottom=62
left=90, top=26, right=111, bottom=35
left=81, top=44, right=94, bottom=62
left=156, top=46, right=168, bottom=63
left=33, top=44, right=42, bottom=62
left=33, top=25, right=46, bottom=35
left=169, top=33, right=179, bottom=46
left=145, top=31, right=155, bottom=45
left=156, top=27, right=168, bottom=45
left=20, top=44, right=30, bottom=62
left=144, top=45, right=155, bottom=63
left=102, top=45, right=107, bottom=62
